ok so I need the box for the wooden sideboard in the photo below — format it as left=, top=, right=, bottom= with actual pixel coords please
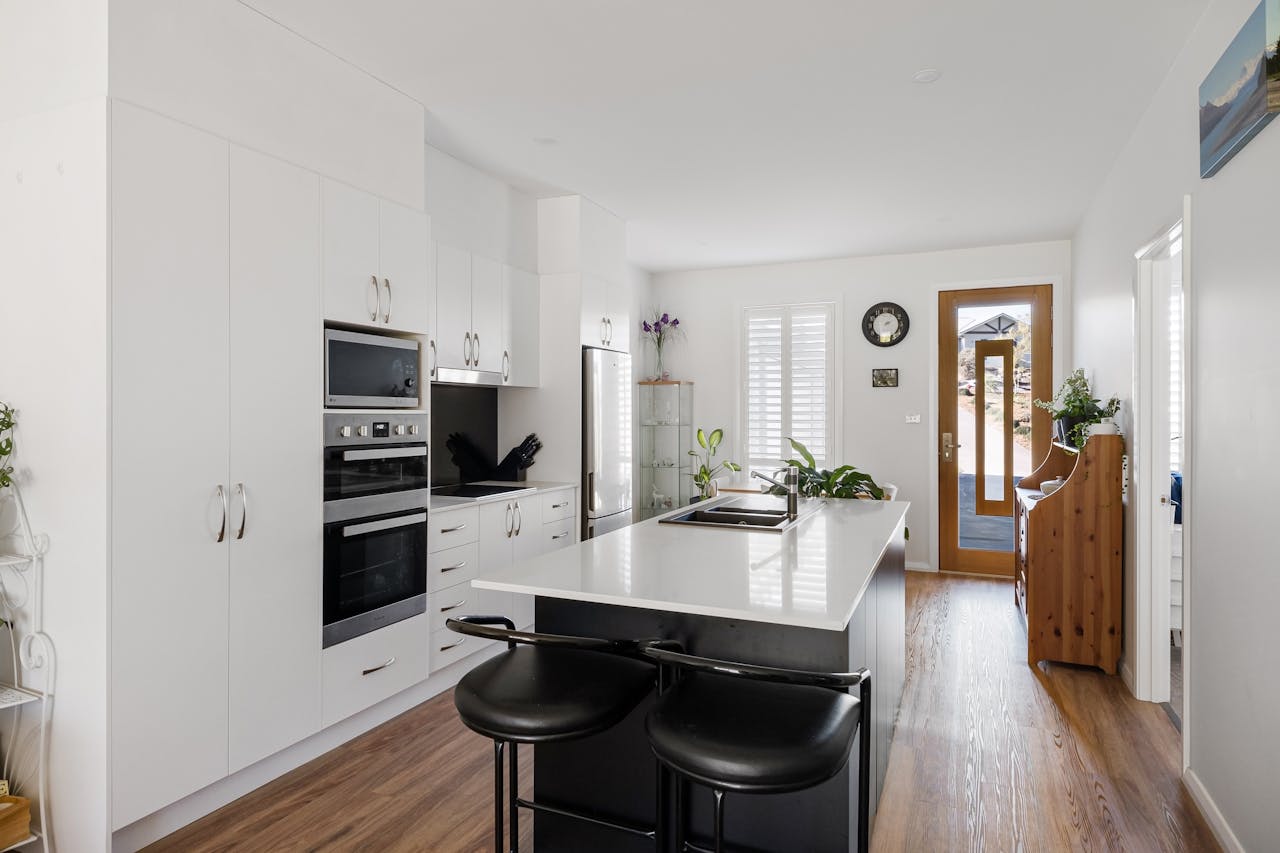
left=1014, top=434, right=1124, bottom=673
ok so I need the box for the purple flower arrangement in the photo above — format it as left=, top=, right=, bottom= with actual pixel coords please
left=641, top=311, right=684, bottom=379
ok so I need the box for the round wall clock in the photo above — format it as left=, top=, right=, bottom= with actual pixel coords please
left=862, top=302, right=910, bottom=347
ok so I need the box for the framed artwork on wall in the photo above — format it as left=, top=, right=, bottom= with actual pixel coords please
left=872, top=368, right=898, bottom=388
left=1199, top=0, right=1280, bottom=178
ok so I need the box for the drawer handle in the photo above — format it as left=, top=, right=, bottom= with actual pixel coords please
left=551, top=501, right=569, bottom=509
left=440, top=523, right=468, bottom=534
left=551, top=532, right=569, bottom=540
left=440, top=639, right=465, bottom=652
left=440, top=561, right=467, bottom=573
left=439, top=599, right=467, bottom=613
left=362, top=657, right=395, bottom=676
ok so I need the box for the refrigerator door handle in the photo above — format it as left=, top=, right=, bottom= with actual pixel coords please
left=587, top=471, right=596, bottom=512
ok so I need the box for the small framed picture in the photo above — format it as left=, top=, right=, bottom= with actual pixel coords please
left=871, top=368, right=898, bottom=388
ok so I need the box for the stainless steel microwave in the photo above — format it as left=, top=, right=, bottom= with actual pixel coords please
left=324, top=328, right=421, bottom=408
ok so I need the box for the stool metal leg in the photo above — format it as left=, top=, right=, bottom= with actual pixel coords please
left=674, top=775, right=685, bottom=852
left=494, top=740, right=506, bottom=853
left=711, top=789, right=725, bottom=853
left=857, top=674, right=872, bottom=853
left=510, top=742, right=519, bottom=853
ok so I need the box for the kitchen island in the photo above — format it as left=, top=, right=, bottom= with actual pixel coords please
left=473, top=493, right=909, bottom=852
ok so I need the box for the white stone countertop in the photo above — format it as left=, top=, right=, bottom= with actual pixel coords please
left=429, top=480, right=576, bottom=511
left=473, top=493, right=910, bottom=630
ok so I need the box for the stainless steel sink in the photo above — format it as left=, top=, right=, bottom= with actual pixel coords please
left=659, top=501, right=807, bottom=533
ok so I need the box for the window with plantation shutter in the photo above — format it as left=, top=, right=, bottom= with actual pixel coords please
left=743, top=303, right=837, bottom=473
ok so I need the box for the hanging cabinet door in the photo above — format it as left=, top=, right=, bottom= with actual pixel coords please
left=378, top=199, right=431, bottom=334
left=111, top=102, right=232, bottom=830
left=227, top=145, right=323, bottom=774
left=435, top=242, right=472, bottom=370
left=322, top=179, right=382, bottom=329
left=470, top=254, right=503, bottom=373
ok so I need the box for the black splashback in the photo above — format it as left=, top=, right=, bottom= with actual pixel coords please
left=430, top=385, right=498, bottom=486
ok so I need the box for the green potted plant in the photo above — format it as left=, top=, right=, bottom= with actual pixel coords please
left=1034, top=369, right=1120, bottom=448
left=687, top=427, right=740, bottom=500
left=765, top=438, right=884, bottom=500
left=0, top=402, right=14, bottom=489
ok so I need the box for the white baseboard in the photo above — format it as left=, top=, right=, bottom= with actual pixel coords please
left=1120, top=657, right=1135, bottom=695
left=906, top=561, right=934, bottom=572
left=110, top=642, right=504, bottom=853
left=1183, top=768, right=1245, bottom=853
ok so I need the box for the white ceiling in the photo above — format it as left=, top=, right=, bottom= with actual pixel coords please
left=244, top=0, right=1209, bottom=272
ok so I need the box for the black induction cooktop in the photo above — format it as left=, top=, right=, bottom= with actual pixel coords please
left=431, top=483, right=529, bottom=499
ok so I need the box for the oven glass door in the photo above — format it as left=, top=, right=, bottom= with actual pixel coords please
left=323, top=509, right=428, bottom=646
left=324, top=443, right=429, bottom=503
left=326, top=330, right=420, bottom=407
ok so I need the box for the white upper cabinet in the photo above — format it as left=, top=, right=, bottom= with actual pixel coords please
left=503, top=265, right=540, bottom=387
left=322, top=178, right=430, bottom=333
left=538, top=195, right=630, bottom=352
left=227, top=145, right=323, bottom=775
left=111, top=102, right=232, bottom=830
left=470, top=254, right=503, bottom=373
left=378, top=199, right=432, bottom=335
left=435, top=242, right=472, bottom=371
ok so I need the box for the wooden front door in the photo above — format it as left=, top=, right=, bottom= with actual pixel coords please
left=938, top=285, right=1053, bottom=575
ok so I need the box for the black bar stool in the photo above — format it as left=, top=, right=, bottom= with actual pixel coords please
left=642, top=645, right=871, bottom=853
left=448, top=615, right=672, bottom=853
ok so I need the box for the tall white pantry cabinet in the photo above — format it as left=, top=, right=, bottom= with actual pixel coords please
left=110, top=103, right=328, bottom=828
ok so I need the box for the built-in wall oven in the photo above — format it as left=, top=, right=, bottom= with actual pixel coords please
left=323, top=411, right=430, bottom=648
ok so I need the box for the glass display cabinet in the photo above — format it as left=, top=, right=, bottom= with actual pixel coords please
left=637, top=380, right=693, bottom=520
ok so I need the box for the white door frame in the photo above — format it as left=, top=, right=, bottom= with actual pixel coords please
left=1131, top=196, right=1193, bottom=767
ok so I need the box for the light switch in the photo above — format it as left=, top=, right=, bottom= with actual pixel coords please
left=905, top=414, right=922, bottom=424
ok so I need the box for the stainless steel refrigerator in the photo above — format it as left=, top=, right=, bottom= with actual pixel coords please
left=582, top=347, right=633, bottom=539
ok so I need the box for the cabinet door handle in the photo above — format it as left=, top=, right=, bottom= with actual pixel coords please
left=439, top=522, right=468, bottom=534
left=474, top=333, right=480, bottom=366
left=440, top=560, right=467, bottom=573
left=551, top=501, right=569, bottom=509
left=505, top=502, right=513, bottom=538
left=429, top=340, right=438, bottom=377
left=368, top=275, right=380, bottom=322
left=215, top=484, right=228, bottom=543
left=382, top=277, right=392, bottom=324
left=464, top=332, right=472, bottom=366
left=514, top=502, right=522, bottom=535
left=502, top=350, right=510, bottom=382
left=439, top=638, right=465, bottom=652
left=551, top=531, right=569, bottom=541
left=600, top=317, right=608, bottom=345
left=605, top=317, right=613, bottom=345
left=439, top=599, right=467, bottom=613
left=235, top=482, right=248, bottom=541
left=362, top=657, right=395, bottom=676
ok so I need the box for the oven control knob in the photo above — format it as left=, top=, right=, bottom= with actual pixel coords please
left=395, top=424, right=407, bottom=436
left=339, top=425, right=352, bottom=438
left=409, top=424, right=420, bottom=436
left=405, top=378, right=416, bottom=389
left=357, top=425, right=369, bottom=438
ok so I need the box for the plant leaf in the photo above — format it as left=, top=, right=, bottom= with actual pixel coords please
left=696, top=428, right=707, bottom=449
left=788, top=437, right=816, bottom=469
left=708, top=428, right=723, bottom=451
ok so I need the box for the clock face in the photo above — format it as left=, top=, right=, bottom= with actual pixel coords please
left=862, top=302, right=909, bottom=347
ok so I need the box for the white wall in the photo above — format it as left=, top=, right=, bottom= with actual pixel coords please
left=0, top=98, right=111, bottom=853
left=109, top=0, right=425, bottom=208
left=651, top=241, right=1071, bottom=570
left=0, top=0, right=106, bottom=121
left=1073, top=0, right=1280, bottom=847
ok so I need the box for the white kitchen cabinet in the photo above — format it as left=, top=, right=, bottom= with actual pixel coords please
left=538, top=196, right=630, bottom=352
left=502, top=265, right=540, bottom=386
left=379, top=198, right=433, bottom=335
left=321, top=613, right=431, bottom=728
left=227, top=145, right=322, bottom=774
left=478, top=496, right=543, bottom=629
left=435, top=242, right=472, bottom=371
left=111, top=103, right=232, bottom=829
left=322, top=178, right=430, bottom=333
left=470, top=255, right=503, bottom=373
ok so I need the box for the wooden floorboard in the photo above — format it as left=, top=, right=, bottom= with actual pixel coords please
left=146, top=573, right=1218, bottom=852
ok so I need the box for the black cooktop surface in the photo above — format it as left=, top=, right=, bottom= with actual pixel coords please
left=431, top=483, right=529, bottom=498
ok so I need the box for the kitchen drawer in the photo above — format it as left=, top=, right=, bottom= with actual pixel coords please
left=432, top=626, right=481, bottom=672
left=430, top=581, right=480, bottom=634
left=429, top=506, right=479, bottom=552
left=322, top=613, right=430, bottom=728
left=428, top=541, right=479, bottom=592
left=544, top=517, right=575, bottom=550
left=542, top=489, right=576, bottom=522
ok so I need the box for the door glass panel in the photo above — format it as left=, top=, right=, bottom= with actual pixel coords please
left=956, top=303, right=1033, bottom=552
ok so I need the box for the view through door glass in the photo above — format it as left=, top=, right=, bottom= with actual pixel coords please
left=957, top=303, right=1031, bottom=551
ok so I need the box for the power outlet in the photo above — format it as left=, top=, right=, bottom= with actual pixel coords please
left=905, top=414, right=922, bottom=424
